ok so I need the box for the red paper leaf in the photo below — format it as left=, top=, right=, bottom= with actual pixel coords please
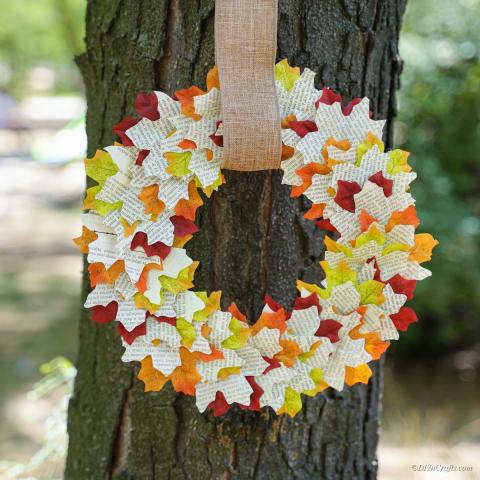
left=117, top=321, right=147, bottom=344
left=316, top=219, right=339, bottom=233
left=131, top=232, right=171, bottom=259
left=334, top=180, right=362, bottom=212
left=390, top=307, right=418, bottom=331
left=209, top=121, right=223, bottom=147
left=293, top=292, right=322, bottom=315
left=316, top=88, right=364, bottom=116
left=262, top=356, right=281, bottom=374
left=387, top=274, right=417, bottom=301
left=239, top=377, right=263, bottom=411
left=135, top=92, right=159, bottom=121
left=136, top=149, right=150, bottom=166
left=290, top=120, right=318, bottom=138
left=264, top=295, right=285, bottom=313
left=150, top=315, right=177, bottom=327
left=315, top=319, right=342, bottom=343
left=170, top=215, right=199, bottom=237
left=113, top=116, right=138, bottom=146
left=208, top=391, right=230, bottom=416
left=90, top=301, right=118, bottom=324
left=368, top=171, right=393, bottom=197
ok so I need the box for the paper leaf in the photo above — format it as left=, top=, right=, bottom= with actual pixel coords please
left=344, top=364, right=372, bottom=386
left=165, top=151, right=193, bottom=177
left=390, top=307, right=418, bottom=331
left=277, top=387, right=302, bottom=417
left=368, top=171, right=393, bottom=197
left=387, top=274, right=417, bottom=301
left=138, top=184, right=165, bottom=216
left=73, top=226, right=98, bottom=253
left=275, top=59, right=300, bottom=92
left=176, top=318, right=196, bottom=348
left=387, top=149, right=412, bottom=175
left=112, top=116, right=138, bottom=146
left=315, top=319, right=342, bottom=343
left=334, top=180, right=362, bottom=212
left=409, top=233, right=439, bottom=263
left=90, top=301, right=118, bottom=323
left=160, top=261, right=198, bottom=295
left=135, top=92, right=160, bottom=121
left=274, top=339, right=302, bottom=367
left=386, top=205, right=420, bottom=232
left=138, top=355, right=168, bottom=392
left=85, top=149, right=118, bottom=186
left=356, top=280, right=385, bottom=306
left=170, top=348, right=201, bottom=395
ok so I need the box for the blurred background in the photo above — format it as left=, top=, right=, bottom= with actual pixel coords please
left=0, top=0, right=478, bottom=478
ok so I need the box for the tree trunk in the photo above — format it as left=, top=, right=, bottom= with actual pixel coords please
left=66, top=1, right=406, bottom=478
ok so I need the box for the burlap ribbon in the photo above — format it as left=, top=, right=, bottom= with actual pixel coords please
left=215, top=0, right=282, bottom=171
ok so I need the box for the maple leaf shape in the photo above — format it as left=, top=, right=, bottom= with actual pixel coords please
left=345, top=364, right=372, bottom=386
left=138, top=355, right=168, bottom=392
left=274, top=339, right=302, bottom=367
left=277, top=387, right=302, bottom=417
left=170, top=215, right=199, bottom=237
left=409, top=233, right=439, bottom=263
left=304, top=203, right=325, bottom=220
left=136, top=149, right=150, bottom=166
left=206, top=65, right=220, bottom=90
left=387, top=149, right=411, bottom=175
left=131, top=232, right=171, bottom=259
left=334, top=180, right=362, bottom=212
left=291, top=163, right=331, bottom=198
left=90, top=301, right=118, bottom=323
left=359, top=209, right=378, bottom=232
left=293, top=292, right=322, bottom=315
left=387, top=274, right=417, bottom=301
left=356, top=280, right=385, bottom=306
left=316, top=219, right=339, bottom=234
left=316, top=87, right=363, bottom=116
left=73, top=226, right=98, bottom=253
left=209, top=120, right=223, bottom=147
left=138, top=184, right=165, bottom=216
left=368, top=171, right=393, bottom=197
left=88, top=260, right=124, bottom=287
left=274, top=59, right=300, bottom=91
left=386, top=205, right=420, bottom=232
left=390, top=307, right=418, bottom=331
left=264, top=295, right=285, bottom=313
left=228, top=303, right=248, bottom=323
left=208, top=391, right=230, bottom=416
left=290, top=120, right=318, bottom=138
left=165, top=151, right=192, bottom=177
left=315, top=319, right=342, bottom=343
left=117, top=321, right=146, bottom=345
left=174, top=181, right=204, bottom=221
left=238, top=377, right=263, bottom=412
left=174, top=85, right=205, bottom=120
left=262, top=356, right=281, bottom=374
left=170, top=348, right=201, bottom=395
left=134, top=92, right=159, bottom=121
left=112, top=116, right=138, bottom=146
left=252, top=309, right=288, bottom=335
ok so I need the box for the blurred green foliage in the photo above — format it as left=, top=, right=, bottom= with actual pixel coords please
left=392, top=0, right=480, bottom=356
left=0, top=0, right=84, bottom=96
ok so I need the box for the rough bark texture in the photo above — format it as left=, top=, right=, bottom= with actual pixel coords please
left=66, top=1, right=406, bottom=478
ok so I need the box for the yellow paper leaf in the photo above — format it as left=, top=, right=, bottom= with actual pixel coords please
left=277, top=387, right=302, bottom=417
left=165, top=151, right=192, bottom=177
left=221, top=318, right=251, bottom=350
left=382, top=242, right=410, bottom=256
left=386, top=149, right=412, bottom=175
left=176, top=318, right=196, bottom=348
left=193, top=291, right=222, bottom=322
left=356, top=132, right=385, bottom=166
left=355, top=224, right=386, bottom=248
left=274, top=59, right=300, bottom=92
left=356, top=280, right=385, bottom=306
left=160, top=261, right=199, bottom=295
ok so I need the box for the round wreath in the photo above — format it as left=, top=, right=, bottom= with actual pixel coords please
left=74, top=60, right=437, bottom=416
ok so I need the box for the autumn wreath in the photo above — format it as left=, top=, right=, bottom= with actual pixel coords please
left=74, top=60, right=437, bottom=416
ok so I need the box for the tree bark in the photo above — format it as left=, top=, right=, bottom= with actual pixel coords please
left=66, top=1, right=406, bottom=478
